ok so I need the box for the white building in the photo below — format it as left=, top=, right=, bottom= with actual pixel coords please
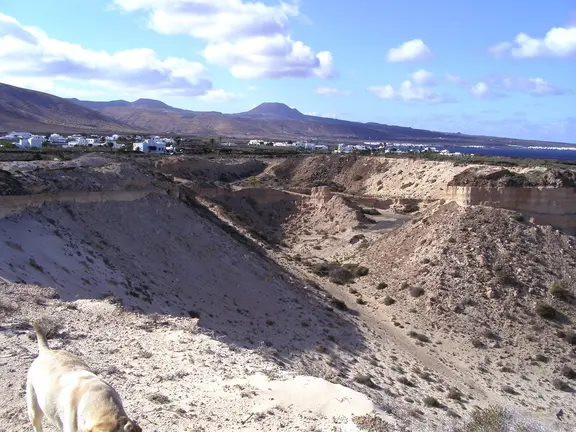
left=248, top=139, right=265, bottom=146
left=49, top=134, right=67, bottom=145
left=17, top=136, right=44, bottom=149
left=67, top=137, right=90, bottom=147
left=133, top=138, right=166, bottom=153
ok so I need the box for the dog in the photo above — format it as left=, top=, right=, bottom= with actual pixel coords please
left=26, top=322, right=142, bottom=432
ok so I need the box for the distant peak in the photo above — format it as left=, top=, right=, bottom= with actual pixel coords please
left=132, top=98, right=171, bottom=108
left=245, top=102, right=305, bottom=119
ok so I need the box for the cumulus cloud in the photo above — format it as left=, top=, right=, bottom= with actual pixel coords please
left=198, top=89, right=242, bottom=102
left=315, top=86, right=352, bottom=96
left=113, top=0, right=335, bottom=79
left=203, top=35, right=334, bottom=79
left=410, top=69, right=436, bottom=86
left=386, top=39, right=433, bottom=62
left=369, top=70, right=448, bottom=102
left=489, top=25, right=576, bottom=58
left=0, top=13, right=212, bottom=97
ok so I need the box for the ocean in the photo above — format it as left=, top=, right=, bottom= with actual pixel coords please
left=442, top=145, right=576, bottom=162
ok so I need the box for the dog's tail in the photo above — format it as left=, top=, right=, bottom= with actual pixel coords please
left=33, top=321, right=50, bottom=352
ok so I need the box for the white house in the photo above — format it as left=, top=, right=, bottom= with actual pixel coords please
left=2, top=131, right=33, bottom=142
left=68, top=137, right=89, bottom=146
left=49, top=134, right=67, bottom=145
left=17, top=135, right=44, bottom=149
left=248, top=139, right=265, bottom=146
left=9, top=131, right=33, bottom=140
left=133, top=139, right=166, bottom=153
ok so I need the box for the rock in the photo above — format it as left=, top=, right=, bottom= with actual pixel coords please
left=486, top=288, right=499, bottom=299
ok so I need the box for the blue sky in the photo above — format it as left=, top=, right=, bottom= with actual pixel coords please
left=0, top=0, right=575, bottom=142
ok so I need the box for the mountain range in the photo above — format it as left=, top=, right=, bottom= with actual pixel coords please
left=0, top=82, right=567, bottom=145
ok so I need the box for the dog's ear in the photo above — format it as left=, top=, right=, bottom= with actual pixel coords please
left=123, top=421, right=142, bottom=432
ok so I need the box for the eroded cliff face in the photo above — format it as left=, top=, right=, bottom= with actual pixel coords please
left=446, top=186, right=576, bottom=230
left=446, top=167, right=576, bottom=231
left=0, top=154, right=178, bottom=219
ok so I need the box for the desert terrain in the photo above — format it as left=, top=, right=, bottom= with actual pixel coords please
left=1, top=153, right=576, bottom=431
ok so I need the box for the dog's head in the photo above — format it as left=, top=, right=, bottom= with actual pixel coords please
left=89, top=417, right=142, bottom=432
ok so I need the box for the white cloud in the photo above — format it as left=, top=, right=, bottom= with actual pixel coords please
left=489, top=25, right=576, bottom=58
left=0, top=13, right=212, bottom=97
left=410, top=69, right=436, bottom=86
left=315, top=86, right=352, bottom=96
left=248, top=86, right=258, bottom=91
left=114, top=0, right=335, bottom=79
left=198, top=89, right=242, bottom=102
left=386, top=39, right=433, bottom=62
left=203, top=35, right=334, bottom=79
left=369, top=71, right=448, bottom=103
left=470, top=82, right=489, bottom=97
left=469, top=82, right=505, bottom=99
left=486, top=74, right=566, bottom=96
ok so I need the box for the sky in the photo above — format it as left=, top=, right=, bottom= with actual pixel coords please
left=0, top=0, right=575, bottom=142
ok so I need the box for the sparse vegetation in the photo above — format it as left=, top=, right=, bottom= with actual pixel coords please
left=552, top=378, right=572, bottom=392
left=148, top=392, right=171, bottom=404
left=328, top=267, right=353, bottom=285
left=409, top=286, right=425, bottom=298
left=535, top=302, right=558, bottom=320
left=447, top=387, right=462, bottom=401
left=422, top=396, right=440, bottom=408
left=382, top=296, right=395, bottom=306
left=501, top=385, right=517, bottom=395
left=480, top=328, right=498, bottom=340
left=510, top=213, right=524, bottom=222
left=397, top=376, right=415, bottom=387
left=354, top=374, right=376, bottom=388
left=407, top=331, right=430, bottom=343
left=329, top=297, right=348, bottom=311
left=28, top=258, right=44, bottom=273
left=549, top=281, right=570, bottom=301
left=560, top=366, right=576, bottom=379
left=471, top=338, right=485, bottom=349
left=361, top=208, right=380, bottom=216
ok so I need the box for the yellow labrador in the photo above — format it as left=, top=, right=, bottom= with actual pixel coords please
left=26, top=322, right=141, bottom=432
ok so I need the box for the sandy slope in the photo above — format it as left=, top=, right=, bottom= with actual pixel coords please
left=0, top=284, right=377, bottom=432
left=1, top=154, right=573, bottom=432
